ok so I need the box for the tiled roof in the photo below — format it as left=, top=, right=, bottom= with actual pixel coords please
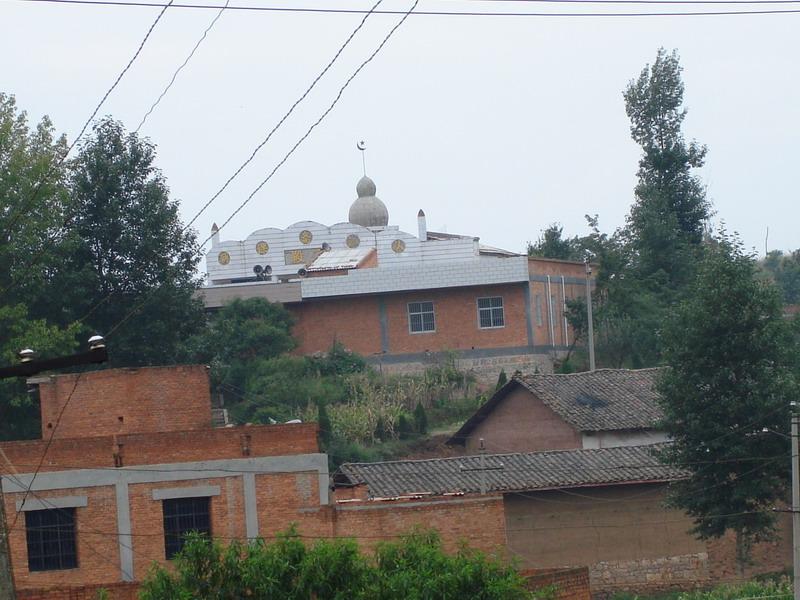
left=516, top=368, right=664, bottom=431
left=338, top=444, right=683, bottom=498
left=449, top=368, right=664, bottom=445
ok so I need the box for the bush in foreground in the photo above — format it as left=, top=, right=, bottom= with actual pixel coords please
left=139, top=528, right=531, bottom=599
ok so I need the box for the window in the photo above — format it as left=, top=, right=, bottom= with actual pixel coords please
left=477, top=297, right=505, bottom=328
left=25, top=508, right=77, bottom=571
left=163, top=497, right=211, bottom=559
left=408, top=301, right=435, bottom=333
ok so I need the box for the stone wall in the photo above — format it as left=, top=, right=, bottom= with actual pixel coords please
left=589, top=553, right=711, bottom=598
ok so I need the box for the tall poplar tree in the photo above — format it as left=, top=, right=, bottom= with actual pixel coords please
left=623, top=48, right=711, bottom=288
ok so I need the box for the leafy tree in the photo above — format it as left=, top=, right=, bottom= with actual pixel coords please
left=527, top=224, right=582, bottom=261
left=761, top=249, right=800, bottom=305
left=139, top=528, right=531, bottom=599
left=43, top=117, right=205, bottom=366
left=187, top=297, right=296, bottom=393
left=495, top=369, right=508, bottom=391
left=413, top=401, right=428, bottom=435
left=0, top=93, right=70, bottom=307
left=657, top=232, right=800, bottom=565
left=623, top=48, right=711, bottom=288
left=0, top=305, right=79, bottom=440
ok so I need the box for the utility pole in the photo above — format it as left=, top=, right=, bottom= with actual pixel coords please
left=584, top=261, right=596, bottom=372
left=0, top=336, right=107, bottom=600
left=791, top=401, right=799, bottom=600
left=460, top=439, right=504, bottom=495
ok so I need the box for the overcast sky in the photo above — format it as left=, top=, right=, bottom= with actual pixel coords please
left=2, top=0, right=798, bottom=262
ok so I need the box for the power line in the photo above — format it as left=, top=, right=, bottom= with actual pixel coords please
left=7, top=373, right=82, bottom=533
left=184, top=0, right=387, bottom=230
left=0, top=0, right=176, bottom=246
left=104, top=0, right=422, bottom=338
left=15, top=0, right=800, bottom=16
left=135, top=0, right=230, bottom=133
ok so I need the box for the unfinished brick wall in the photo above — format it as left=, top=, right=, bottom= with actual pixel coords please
left=0, top=423, right=320, bottom=473
left=38, top=365, right=213, bottom=439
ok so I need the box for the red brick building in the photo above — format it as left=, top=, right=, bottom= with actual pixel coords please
left=200, top=175, right=594, bottom=382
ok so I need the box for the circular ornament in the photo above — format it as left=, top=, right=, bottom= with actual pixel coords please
left=391, top=239, right=406, bottom=254
left=217, top=251, right=231, bottom=265
left=346, top=234, right=361, bottom=249
left=299, top=230, right=313, bottom=245
left=255, top=241, right=269, bottom=255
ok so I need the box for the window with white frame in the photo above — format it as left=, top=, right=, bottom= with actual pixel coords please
left=477, top=297, right=505, bottom=328
left=408, top=301, right=435, bottom=333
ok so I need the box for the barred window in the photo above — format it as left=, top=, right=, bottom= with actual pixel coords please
left=163, top=497, right=211, bottom=559
left=477, top=297, right=505, bottom=328
left=25, top=508, right=77, bottom=572
left=408, top=301, right=435, bottom=333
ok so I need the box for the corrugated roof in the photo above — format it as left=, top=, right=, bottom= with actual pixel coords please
left=338, top=444, right=683, bottom=498
left=306, top=247, right=373, bottom=272
left=449, top=368, right=664, bottom=445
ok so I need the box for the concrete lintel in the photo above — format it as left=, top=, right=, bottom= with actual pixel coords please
left=152, top=485, right=221, bottom=501
left=1, top=453, right=330, bottom=495
left=16, top=495, right=87, bottom=512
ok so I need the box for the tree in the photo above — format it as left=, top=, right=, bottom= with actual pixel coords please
left=0, top=93, right=70, bottom=308
left=186, top=297, right=296, bottom=394
left=761, top=249, right=800, bottom=305
left=495, top=369, right=508, bottom=391
left=414, top=401, right=428, bottom=435
left=623, top=48, right=711, bottom=288
left=527, top=224, right=582, bottom=261
left=45, top=117, right=205, bottom=366
left=657, top=232, right=800, bottom=565
left=139, top=528, right=532, bottom=599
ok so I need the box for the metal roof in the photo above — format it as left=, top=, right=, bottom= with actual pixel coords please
left=306, top=247, right=374, bottom=272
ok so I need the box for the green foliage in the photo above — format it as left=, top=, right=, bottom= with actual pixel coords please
left=527, top=224, right=583, bottom=261
left=317, top=400, right=332, bottom=448
left=45, top=117, right=206, bottom=366
left=761, top=249, right=800, bottom=305
left=495, top=369, right=508, bottom=391
left=623, top=48, right=710, bottom=289
left=657, top=232, right=800, bottom=556
left=397, top=413, right=413, bottom=439
left=414, top=402, right=428, bottom=435
left=187, top=297, right=295, bottom=391
left=139, top=528, right=531, bottom=599
left=0, top=304, right=79, bottom=440
left=609, top=578, right=792, bottom=600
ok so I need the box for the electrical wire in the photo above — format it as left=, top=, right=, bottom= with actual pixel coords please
left=7, top=373, right=82, bottom=533
left=15, top=0, right=800, bottom=15
left=0, top=0, right=176, bottom=250
left=104, top=0, right=421, bottom=339
left=134, top=0, right=230, bottom=133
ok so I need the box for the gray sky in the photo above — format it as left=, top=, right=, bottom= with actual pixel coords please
left=2, top=0, right=798, bottom=259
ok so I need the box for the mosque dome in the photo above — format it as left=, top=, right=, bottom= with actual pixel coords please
left=349, top=175, right=388, bottom=228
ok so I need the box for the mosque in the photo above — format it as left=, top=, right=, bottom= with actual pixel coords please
left=201, top=174, right=590, bottom=380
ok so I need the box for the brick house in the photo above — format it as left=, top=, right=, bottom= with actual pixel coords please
left=336, top=445, right=792, bottom=596
left=0, top=366, right=330, bottom=596
left=199, top=174, right=594, bottom=382
left=447, top=368, right=669, bottom=454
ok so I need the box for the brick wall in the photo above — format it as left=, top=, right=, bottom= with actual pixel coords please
left=523, top=567, right=591, bottom=600
left=330, top=495, right=507, bottom=555
left=0, top=423, right=320, bottom=473
left=38, top=365, right=212, bottom=439
left=290, top=295, right=382, bottom=355
left=17, top=582, right=139, bottom=600
left=465, top=385, right=582, bottom=453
